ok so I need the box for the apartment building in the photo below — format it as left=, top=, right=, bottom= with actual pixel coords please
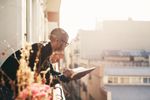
left=65, top=19, right=150, bottom=100
left=103, top=50, right=150, bottom=100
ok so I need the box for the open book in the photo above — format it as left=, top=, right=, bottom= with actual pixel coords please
left=40, top=66, right=96, bottom=81
left=70, top=67, right=96, bottom=80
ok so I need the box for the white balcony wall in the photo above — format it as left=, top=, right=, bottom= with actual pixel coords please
left=0, top=0, right=26, bottom=49
left=0, top=0, right=48, bottom=66
left=26, top=0, right=32, bottom=42
left=0, top=0, right=26, bottom=66
left=32, top=0, right=46, bottom=43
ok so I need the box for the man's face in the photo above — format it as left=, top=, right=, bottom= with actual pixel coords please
left=55, top=37, right=69, bottom=51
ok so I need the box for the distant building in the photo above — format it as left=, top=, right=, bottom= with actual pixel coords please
left=78, top=50, right=150, bottom=100
left=103, top=50, right=150, bottom=100
left=77, top=19, right=150, bottom=60
left=65, top=20, right=150, bottom=100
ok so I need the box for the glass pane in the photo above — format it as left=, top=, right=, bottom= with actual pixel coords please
left=143, top=78, right=148, bottom=83
left=114, top=77, right=118, bottom=83
left=108, top=77, right=113, bottom=83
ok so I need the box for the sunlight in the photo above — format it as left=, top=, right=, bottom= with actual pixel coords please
left=60, top=0, right=150, bottom=41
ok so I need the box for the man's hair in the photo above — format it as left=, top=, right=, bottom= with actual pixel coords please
left=49, top=28, right=69, bottom=41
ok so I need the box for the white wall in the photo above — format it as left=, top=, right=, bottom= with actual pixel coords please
left=0, top=0, right=26, bottom=49
left=0, top=0, right=26, bottom=66
left=0, top=0, right=49, bottom=66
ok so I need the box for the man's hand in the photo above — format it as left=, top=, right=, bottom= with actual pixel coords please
left=62, top=68, right=73, bottom=80
left=49, top=52, right=64, bottom=63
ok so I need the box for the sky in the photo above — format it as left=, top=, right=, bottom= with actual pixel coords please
left=60, top=0, right=150, bottom=42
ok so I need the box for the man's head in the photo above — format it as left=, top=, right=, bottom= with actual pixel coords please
left=49, top=28, right=69, bottom=51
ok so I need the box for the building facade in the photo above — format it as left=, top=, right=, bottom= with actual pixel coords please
left=65, top=20, right=150, bottom=100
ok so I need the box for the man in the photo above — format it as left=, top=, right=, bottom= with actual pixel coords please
left=1, top=27, right=95, bottom=99
left=0, top=28, right=69, bottom=99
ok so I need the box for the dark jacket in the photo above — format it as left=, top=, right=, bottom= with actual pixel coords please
left=0, top=42, right=52, bottom=99
left=1, top=42, right=52, bottom=81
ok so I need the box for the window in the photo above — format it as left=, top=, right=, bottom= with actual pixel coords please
left=106, top=76, right=150, bottom=85
left=131, top=77, right=141, bottom=83
left=108, top=77, right=113, bottom=83
left=143, top=78, right=148, bottom=83
left=120, top=77, right=129, bottom=84
left=113, top=77, right=118, bottom=83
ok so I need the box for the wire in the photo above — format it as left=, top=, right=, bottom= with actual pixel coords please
left=0, top=68, right=12, bottom=81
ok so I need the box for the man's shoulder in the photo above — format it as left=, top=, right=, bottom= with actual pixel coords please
left=32, top=41, right=50, bottom=46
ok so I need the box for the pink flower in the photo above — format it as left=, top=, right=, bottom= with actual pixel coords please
left=17, top=83, right=52, bottom=100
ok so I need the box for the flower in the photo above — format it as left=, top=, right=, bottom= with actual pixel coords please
left=17, top=83, right=53, bottom=100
